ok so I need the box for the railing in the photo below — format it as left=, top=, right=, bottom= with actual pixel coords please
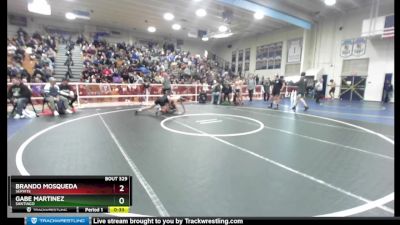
left=7, top=83, right=298, bottom=109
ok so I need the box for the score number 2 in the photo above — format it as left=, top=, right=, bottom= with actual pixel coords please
left=114, top=180, right=128, bottom=194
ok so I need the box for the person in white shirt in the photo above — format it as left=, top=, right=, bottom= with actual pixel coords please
left=43, top=77, right=73, bottom=116
left=134, top=73, right=144, bottom=85
left=247, top=76, right=256, bottom=102
left=202, top=81, right=209, bottom=93
left=7, top=41, right=17, bottom=55
left=233, top=77, right=243, bottom=105
left=314, top=78, right=324, bottom=104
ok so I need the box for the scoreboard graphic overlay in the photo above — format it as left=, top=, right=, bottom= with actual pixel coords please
left=8, top=176, right=132, bottom=214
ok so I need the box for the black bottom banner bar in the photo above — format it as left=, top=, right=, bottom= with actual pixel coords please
left=91, top=217, right=246, bottom=225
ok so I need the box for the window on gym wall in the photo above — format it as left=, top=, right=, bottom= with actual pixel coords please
left=255, top=42, right=282, bottom=71
left=238, top=49, right=243, bottom=75
left=231, top=50, right=237, bottom=73
left=244, top=48, right=250, bottom=71
left=341, top=58, right=369, bottom=76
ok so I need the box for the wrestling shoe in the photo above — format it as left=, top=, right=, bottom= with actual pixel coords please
left=155, top=107, right=160, bottom=117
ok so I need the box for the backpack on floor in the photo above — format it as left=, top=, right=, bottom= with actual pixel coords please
left=56, top=100, right=66, bottom=114
left=198, top=92, right=207, bottom=104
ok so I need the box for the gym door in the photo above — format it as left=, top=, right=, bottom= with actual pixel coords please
left=340, top=76, right=367, bottom=101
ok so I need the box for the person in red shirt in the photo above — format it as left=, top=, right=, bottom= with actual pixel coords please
left=102, top=66, right=112, bottom=77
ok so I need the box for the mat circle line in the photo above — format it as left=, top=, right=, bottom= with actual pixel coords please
left=160, top=113, right=265, bottom=137
left=13, top=107, right=394, bottom=217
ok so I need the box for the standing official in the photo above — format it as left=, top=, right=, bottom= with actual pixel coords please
left=269, top=75, right=285, bottom=110
left=262, top=78, right=271, bottom=101
left=247, top=76, right=256, bottom=102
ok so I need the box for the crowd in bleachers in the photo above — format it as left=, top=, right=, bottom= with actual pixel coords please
left=77, top=36, right=236, bottom=86
left=7, top=28, right=252, bottom=87
left=7, top=27, right=59, bottom=83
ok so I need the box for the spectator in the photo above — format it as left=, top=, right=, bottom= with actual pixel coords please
left=112, top=74, right=122, bottom=83
left=211, top=80, right=221, bottom=104
left=16, top=27, right=27, bottom=46
left=43, top=77, right=73, bottom=116
left=328, top=79, right=336, bottom=100
left=221, top=80, right=232, bottom=104
left=46, top=48, right=57, bottom=63
left=102, top=65, right=112, bottom=77
left=43, top=64, right=53, bottom=81
left=315, top=78, right=324, bottom=104
left=75, top=39, right=231, bottom=86
left=7, top=40, right=17, bottom=55
left=7, top=77, right=31, bottom=119
left=64, top=53, right=74, bottom=79
left=262, top=78, right=271, bottom=101
left=59, top=78, right=77, bottom=109
left=41, top=54, right=52, bottom=68
left=233, top=77, right=243, bottom=105
left=202, top=80, right=209, bottom=93
left=21, top=78, right=31, bottom=90
left=83, top=56, right=92, bottom=68
left=31, top=77, right=43, bottom=96
left=382, top=80, right=393, bottom=103
left=162, top=74, right=171, bottom=95
left=14, top=47, right=25, bottom=64
left=247, top=75, right=256, bottom=102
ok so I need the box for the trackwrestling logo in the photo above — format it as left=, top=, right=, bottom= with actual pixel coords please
left=30, top=217, right=37, bottom=224
left=26, top=217, right=89, bottom=225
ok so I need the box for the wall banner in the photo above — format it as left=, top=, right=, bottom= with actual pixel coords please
left=352, top=37, right=367, bottom=57
left=340, top=39, right=353, bottom=58
left=287, top=38, right=302, bottom=63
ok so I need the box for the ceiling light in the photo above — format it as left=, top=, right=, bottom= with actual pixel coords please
left=196, top=9, right=207, bottom=17
left=254, top=11, right=264, bottom=20
left=212, top=32, right=233, bottom=39
left=188, top=31, right=197, bottom=38
left=27, top=0, right=51, bottom=15
left=218, top=25, right=228, bottom=32
left=65, top=12, right=76, bottom=20
left=147, top=26, right=156, bottom=32
left=172, top=24, right=181, bottom=30
left=324, top=0, right=336, bottom=6
left=163, top=13, right=174, bottom=21
left=73, top=10, right=91, bottom=20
